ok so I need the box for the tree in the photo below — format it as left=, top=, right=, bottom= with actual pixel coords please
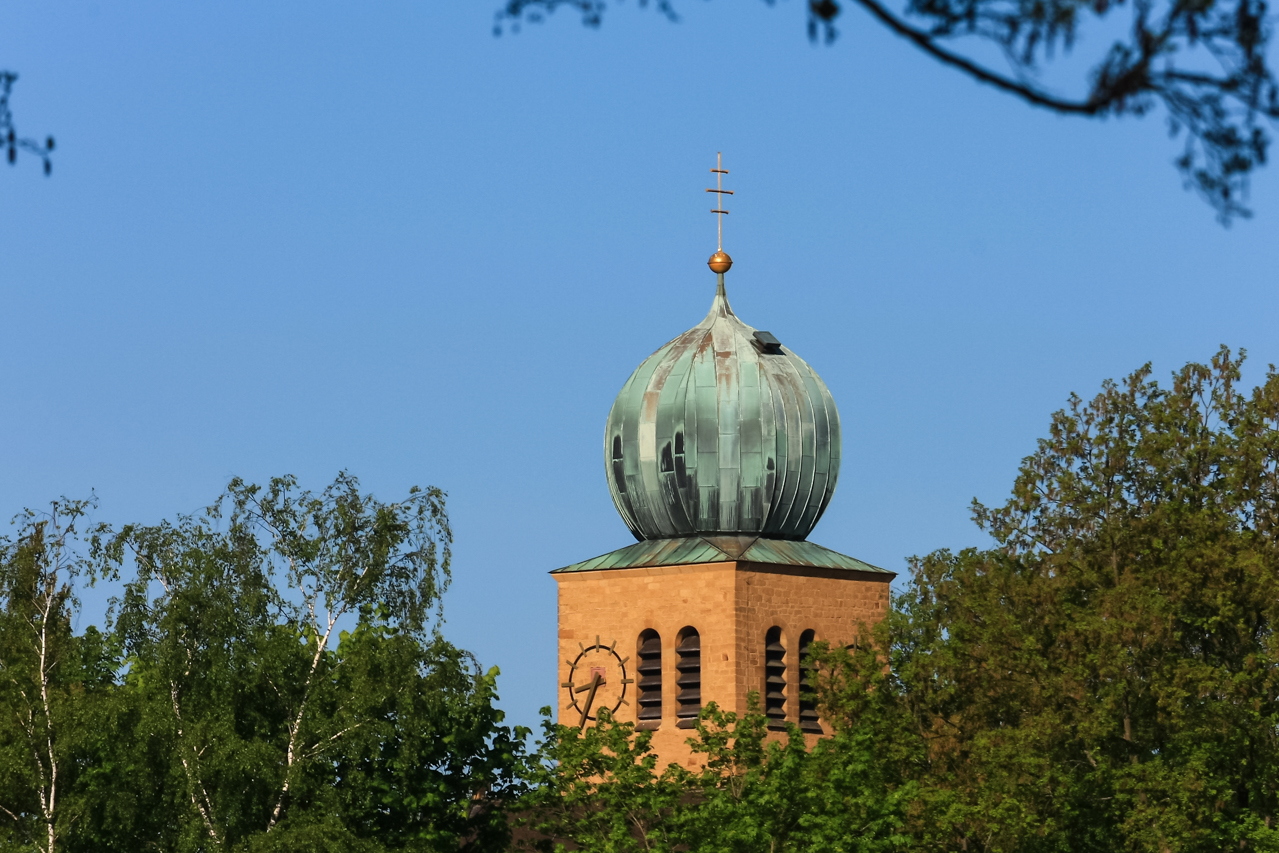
left=813, top=346, right=1279, bottom=851
left=0, top=72, right=54, bottom=175
left=98, top=472, right=530, bottom=852
left=495, top=0, right=1279, bottom=222
left=0, top=499, right=113, bottom=853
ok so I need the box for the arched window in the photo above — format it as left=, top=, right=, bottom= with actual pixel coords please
left=764, top=626, right=786, bottom=728
left=675, top=627, right=701, bottom=728
left=798, top=629, right=822, bottom=734
left=636, top=630, right=662, bottom=728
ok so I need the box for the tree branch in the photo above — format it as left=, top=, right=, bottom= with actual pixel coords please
left=265, top=600, right=346, bottom=832
left=170, top=672, right=220, bottom=843
left=0, top=72, right=54, bottom=174
left=299, top=723, right=363, bottom=762
left=846, top=0, right=1112, bottom=114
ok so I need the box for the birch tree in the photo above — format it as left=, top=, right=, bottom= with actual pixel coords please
left=0, top=500, right=100, bottom=853
left=103, top=472, right=524, bottom=852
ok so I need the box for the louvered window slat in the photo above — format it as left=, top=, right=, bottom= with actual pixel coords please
left=637, top=630, right=663, bottom=723
left=764, top=626, right=786, bottom=727
left=675, top=628, right=701, bottom=728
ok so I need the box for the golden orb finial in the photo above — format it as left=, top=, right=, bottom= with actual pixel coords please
left=706, top=151, right=734, bottom=274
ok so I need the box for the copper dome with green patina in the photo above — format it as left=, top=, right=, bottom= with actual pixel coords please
left=605, top=275, right=841, bottom=541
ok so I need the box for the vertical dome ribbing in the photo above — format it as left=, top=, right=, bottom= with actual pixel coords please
left=604, top=277, right=840, bottom=541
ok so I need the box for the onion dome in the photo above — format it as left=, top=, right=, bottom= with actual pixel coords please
left=605, top=275, right=840, bottom=541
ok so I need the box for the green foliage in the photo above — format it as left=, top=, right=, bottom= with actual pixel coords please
left=0, top=499, right=115, bottom=853
left=813, top=346, right=1279, bottom=852
left=677, top=701, right=912, bottom=853
left=518, top=699, right=911, bottom=853
left=0, top=474, right=528, bottom=853
left=519, top=709, right=683, bottom=852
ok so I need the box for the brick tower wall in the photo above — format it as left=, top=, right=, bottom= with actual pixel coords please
left=554, top=560, right=891, bottom=771
left=732, top=564, right=891, bottom=727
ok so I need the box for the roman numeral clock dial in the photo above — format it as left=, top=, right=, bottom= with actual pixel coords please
left=562, top=636, right=634, bottom=728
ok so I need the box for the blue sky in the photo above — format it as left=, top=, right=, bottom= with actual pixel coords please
left=2, top=0, right=1276, bottom=731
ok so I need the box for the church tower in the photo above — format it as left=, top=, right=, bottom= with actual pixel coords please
left=553, top=156, right=893, bottom=768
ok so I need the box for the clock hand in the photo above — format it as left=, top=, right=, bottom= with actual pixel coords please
left=578, top=673, right=603, bottom=729
left=576, top=669, right=607, bottom=692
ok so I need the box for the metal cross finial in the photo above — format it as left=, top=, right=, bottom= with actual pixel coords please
left=707, top=152, right=733, bottom=252
left=705, top=153, right=734, bottom=274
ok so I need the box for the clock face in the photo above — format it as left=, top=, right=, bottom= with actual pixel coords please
left=562, top=636, right=633, bottom=725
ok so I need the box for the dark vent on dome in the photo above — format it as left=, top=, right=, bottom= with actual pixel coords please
left=752, top=330, right=783, bottom=354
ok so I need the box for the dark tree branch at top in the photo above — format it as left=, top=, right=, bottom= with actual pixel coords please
left=0, top=72, right=55, bottom=176
left=494, top=0, right=1279, bottom=223
left=494, top=0, right=677, bottom=30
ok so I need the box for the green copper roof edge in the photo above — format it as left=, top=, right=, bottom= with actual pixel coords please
left=551, top=536, right=893, bottom=576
